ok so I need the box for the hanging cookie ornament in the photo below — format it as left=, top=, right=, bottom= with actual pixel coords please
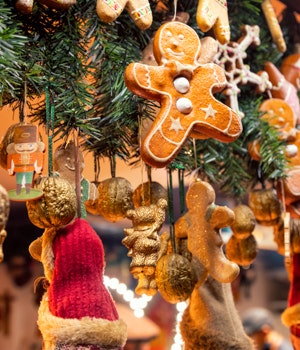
left=262, top=61, right=300, bottom=123
left=261, top=0, right=286, bottom=53
left=214, top=25, right=272, bottom=118
left=5, top=123, right=45, bottom=201
left=196, top=0, right=230, bottom=44
left=248, top=98, right=298, bottom=162
left=26, top=176, right=77, bottom=229
left=122, top=198, right=167, bottom=295
left=179, top=179, right=240, bottom=283
left=125, top=21, right=242, bottom=168
left=0, top=185, right=10, bottom=263
left=53, top=141, right=98, bottom=218
left=226, top=205, right=258, bottom=266
left=96, top=0, right=152, bottom=30
left=281, top=53, right=300, bottom=91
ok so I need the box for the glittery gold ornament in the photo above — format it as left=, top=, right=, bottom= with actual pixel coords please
left=97, top=177, right=133, bottom=222
left=248, top=188, right=282, bottom=226
left=226, top=235, right=257, bottom=266
left=155, top=253, right=196, bottom=304
left=26, top=176, right=77, bottom=229
left=226, top=205, right=257, bottom=266
left=0, top=184, right=10, bottom=262
left=133, top=181, right=168, bottom=208
left=122, top=198, right=167, bottom=295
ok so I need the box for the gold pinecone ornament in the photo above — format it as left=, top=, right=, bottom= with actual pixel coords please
left=97, top=177, right=133, bottom=222
left=26, top=176, right=77, bottom=229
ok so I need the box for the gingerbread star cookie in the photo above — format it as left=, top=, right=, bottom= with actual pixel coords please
left=124, top=21, right=242, bottom=168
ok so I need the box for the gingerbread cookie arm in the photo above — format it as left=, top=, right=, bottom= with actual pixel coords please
left=124, top=63, right=169, bottom=101
left=196, top=0, right=230, bottom=44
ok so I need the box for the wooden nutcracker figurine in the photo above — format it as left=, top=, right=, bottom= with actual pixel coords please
left=6, top=124, right=45, bottom=201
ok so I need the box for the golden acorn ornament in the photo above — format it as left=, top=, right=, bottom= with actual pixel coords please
left=97, top=177, right=133, bottom=222
left=0, top=184, right=10, bottom=262
left=248, top=188, right=282, bottom=226
left=26, top=176, right=77, bottom=229
left=133, top=181, right=168, bottom=208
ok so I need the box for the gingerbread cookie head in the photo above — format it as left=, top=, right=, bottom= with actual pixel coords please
left=153, top=21, right=201, bottom=66
left=185, top=180, right=239, bottom=283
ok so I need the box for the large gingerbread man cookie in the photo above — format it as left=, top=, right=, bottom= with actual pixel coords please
left=124, top=21, right=242, bottom=168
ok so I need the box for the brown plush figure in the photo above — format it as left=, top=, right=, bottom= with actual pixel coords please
left=181, top=275, right=254, bottom=350
left=122, top=198, right=168, bottom=296
left=183, top=179, right=240, bottom=283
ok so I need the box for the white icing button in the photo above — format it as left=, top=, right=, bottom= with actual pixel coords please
left=176, top=98, right=193, bottom=114
left=173, top=77, right=190, bottom=94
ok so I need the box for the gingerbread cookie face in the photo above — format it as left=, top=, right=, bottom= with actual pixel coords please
left=196, top=0, right=230, bottom=44
left=124, top=21, right=242, bottom=168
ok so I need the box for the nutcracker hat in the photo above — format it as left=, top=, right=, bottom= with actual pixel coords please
left=32, top=218, right=127, bottom=349
left=14, top=124, right=38, bottom=144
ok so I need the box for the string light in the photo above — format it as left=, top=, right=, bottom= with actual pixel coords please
left=104, top=274, right=187, bottom=349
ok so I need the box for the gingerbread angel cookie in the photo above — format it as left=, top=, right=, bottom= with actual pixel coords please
left=124, top=21, right=242, bottom=168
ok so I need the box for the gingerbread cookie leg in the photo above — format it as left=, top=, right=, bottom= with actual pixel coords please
left=126, top=0, right=152, bottom=30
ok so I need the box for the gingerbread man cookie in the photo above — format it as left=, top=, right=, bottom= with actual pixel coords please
left=196, top=0, right=230, bottom=44
left=96, top=0, right=152, bottom=30
left=181, top=179, right=239, bottom=283
left=124, top=21, right=242, bottom=168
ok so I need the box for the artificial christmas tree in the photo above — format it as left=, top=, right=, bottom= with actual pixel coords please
left=0, top=0, right=299, bottom=348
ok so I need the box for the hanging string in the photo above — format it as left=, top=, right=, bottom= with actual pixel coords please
left=45, top=85, right=54, bottom=176
left=74, top=129, right=82, bottom=218
left=93, top=152, right=101, bottom=185
left=178, top=165, right=186, bottom=214
left=19, top=78, right=27, bottom=123
left=172, top=0, right=178, bottom=21
left=167, top=167, right=176, bottom=253
left=110, top=155, right=116, bottom=178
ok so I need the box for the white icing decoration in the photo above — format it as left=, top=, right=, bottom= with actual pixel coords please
left=173, top=77, right=190, bottom=94
left=176, top=98, right=193, bottom=114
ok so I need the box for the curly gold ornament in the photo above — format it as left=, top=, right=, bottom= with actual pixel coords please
left=26, top=176, right=77, bottom=229
left=97, top=177, right=133, bottom=222
left=122, top=198, right=167, bottom=295
left=0, top=185, right=10, bottom=262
